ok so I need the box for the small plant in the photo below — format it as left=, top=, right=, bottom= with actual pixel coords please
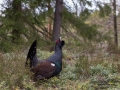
left=0, top=40, right=13, bottom=52
left=89, top=63, right=120, bottom=89
left=107, top=42, right=120, bottom=54
left=75, top=55, right=91, bottom=78
left=60, top=65, right=77, bottom=80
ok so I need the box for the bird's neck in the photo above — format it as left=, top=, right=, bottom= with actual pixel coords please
left=55, top=46, right=62, bottom=53
left=54, top=62, right=62, bottom=69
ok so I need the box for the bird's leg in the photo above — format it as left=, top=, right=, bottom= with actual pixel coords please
left=34, top=75, right=44, bottom=81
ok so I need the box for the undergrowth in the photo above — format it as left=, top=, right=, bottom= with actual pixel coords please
left=0, top=47, right=120, bottom=90
left=75, top=52, right=120, bottom=89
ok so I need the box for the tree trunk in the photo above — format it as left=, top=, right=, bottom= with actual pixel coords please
left=52, top=0, right=63, bottom=41
left=113, top=0, right=118, bottom=47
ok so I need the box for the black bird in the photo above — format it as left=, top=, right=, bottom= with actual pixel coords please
left=25, top=38, right=65, bottom=81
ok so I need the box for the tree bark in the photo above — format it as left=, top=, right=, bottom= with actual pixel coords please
left=113, top=0, right=118, bottom=47
left=52, top=0, right=63, bottom=41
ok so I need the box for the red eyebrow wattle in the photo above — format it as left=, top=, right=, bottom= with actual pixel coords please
left=56, top=39, right=60, bottom=43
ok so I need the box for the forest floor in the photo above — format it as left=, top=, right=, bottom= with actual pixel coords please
left=0, top=41, right=120, bottom=90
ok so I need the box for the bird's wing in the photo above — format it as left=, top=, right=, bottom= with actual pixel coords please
left=31, top=61, right=56, bottom=79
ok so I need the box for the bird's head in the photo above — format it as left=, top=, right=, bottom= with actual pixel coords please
left=55, top=37, right=65, bottom=49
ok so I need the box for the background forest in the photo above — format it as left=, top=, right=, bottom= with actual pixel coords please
left=0, top=0, right=120, bottom=90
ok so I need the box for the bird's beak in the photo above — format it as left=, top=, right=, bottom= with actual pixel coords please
left=60, top=37, right=62, bottom=41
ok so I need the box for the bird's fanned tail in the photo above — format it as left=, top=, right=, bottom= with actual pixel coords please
left=25, top=40, right=37, bottom=68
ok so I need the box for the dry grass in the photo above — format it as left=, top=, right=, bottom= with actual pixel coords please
left=0, top=46, right=120, bottom=90
left=0, top=50, right=79, bottom=90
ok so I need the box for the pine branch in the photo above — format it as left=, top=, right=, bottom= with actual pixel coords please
left=23, top=16, right=51, bottom=39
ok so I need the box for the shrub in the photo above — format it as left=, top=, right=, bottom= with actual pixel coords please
left=75, top=55, right=91, bottom=79
left=0, top=41, right=13, bottom=52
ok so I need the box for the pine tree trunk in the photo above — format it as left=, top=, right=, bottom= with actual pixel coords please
left=52, top=0, right=63, bottom=41
left=113, top=0, right=118, bottom=47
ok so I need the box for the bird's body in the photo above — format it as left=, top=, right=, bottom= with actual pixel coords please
left=25, top=38, right=65, bottom=81
left=31, top=61, right=56, bottom=80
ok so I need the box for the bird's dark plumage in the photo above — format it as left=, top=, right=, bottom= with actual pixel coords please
left=25, top=38, right=65, bottom=81
left=26, top=40, right=37, bottom=67
left=31, top=61, right=56, bottom=80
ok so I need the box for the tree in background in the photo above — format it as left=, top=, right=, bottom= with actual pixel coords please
left=0, top=0, right=114, bottom=52
left=52, top=0, right=63, bottom=41
left=113, top=0, right=118, bottom=47
left=11, top=0, right=22, bottom=44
